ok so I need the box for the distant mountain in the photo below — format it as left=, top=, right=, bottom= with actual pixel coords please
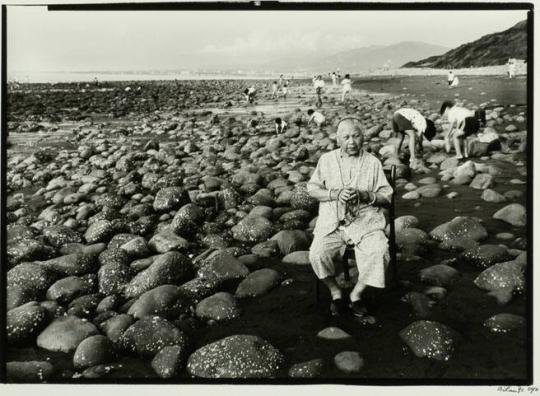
left=402, top=20, right=528, bottom=68
left=318, top=41, right=449, bottom=72
left=262, top=41, right=449, bottom=73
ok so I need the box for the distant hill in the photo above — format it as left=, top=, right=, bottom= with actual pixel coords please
left=263, top=41, right=449, bottom=73
left=402, top=20, right=527, bottom=68
left=318, top=41, right=449, bottom=72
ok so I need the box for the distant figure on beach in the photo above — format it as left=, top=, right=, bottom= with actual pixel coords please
left=447, top=70, right=459, bottom=88
left=341, top=74, right=352, bottom=102
left=392, top=108, right=436, bottom=168
left=93, top=77, right=99, bottom=87
left=307, top=109, right=326, bottom=128
left=440, top=100, right=480, bottom=159
left=279, top=74, right=284, bottom=88
left=331, top=72, right=338, bottom=87
left=275, top=117, right=288, bottom=135
left=314, top=75, right=325, bottom=108
left=244, top=86, right=256, bottom=104
left=282, top=80, right=289, bottom=100
left=271, top=81, right=278, bottom=99
left=507, top=58, right=516, bottom=78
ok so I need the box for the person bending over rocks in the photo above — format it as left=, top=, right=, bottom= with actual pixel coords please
left=244, top=86, right=256, bottom=104
left=392, top=108, right=436, bottom=169
left=307, top=118, right=393, bottom=321
left=440, top=100, right=480, bottom=159
left=307, top=109, right=326, bottom=128
left=275, top=117, right=287, bottom=135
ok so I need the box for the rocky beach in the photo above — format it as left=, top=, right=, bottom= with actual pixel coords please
left=5, top=74, right=529, bottom=382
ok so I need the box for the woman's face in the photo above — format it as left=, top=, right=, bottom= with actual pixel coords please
left=337, top=121, right=364, bottom=156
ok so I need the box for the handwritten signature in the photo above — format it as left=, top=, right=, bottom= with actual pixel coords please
left=497, top=386, right=539, bottom=394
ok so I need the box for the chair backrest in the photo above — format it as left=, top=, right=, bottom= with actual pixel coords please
left=381, top=165, right=397, bottom=227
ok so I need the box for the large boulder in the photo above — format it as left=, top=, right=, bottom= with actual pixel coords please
left=7, top=361, right=55, bottom=382
left=46, top=275, right=96, bottom=304
left=186, top=335, right=284, bottom=378
left=38, top=252, right=97, bottom=277
left=196, top=250, right=249, bottom=284
left=288, top=359, right=325, bottom=378
left=469, top=174, right=494, bottom=190
left=128, top=285, right=189, bottom=320
left=419, top=264, right=460, bottom=287
left=151, top=345, right=187, bottom=379
left=148, top=231, right=189, bottom=253
left=481, top=189, right=507, bottom=203
left=270, top=230, right=310, bottom=255
left=474, top=259, right=525, bottom=293
left=235, top=268, right=281, bottom=298
left=231, top=216, right=274, bottom=243
left=119, top=316, right=190, bottom=357
left=7, top=301, right=49, bottom=344
left=289, top=183, right=318, bottom=212
left=334, top=351, right=364, bottom=374
left=462, top=244, right=513, bottom=268
left=396, top=228, right=431, bottom=256
left=84, top=219, right=124, bottom=244
left=399, top=320, right=459, bottom=361
left=416, top=184, right=442, bottom=198
left=153, top=187, right=189, bottom=212
left=8, top=266, right=64, bottom=310
left=282, top=251, right=310, bottom=265
left=394, top=215, right=419, bottom=232
left=430, top=216, right=488, bottom=243
left=493, top=204, right=526, bottom=227
left=483, top=313, right=526, bottom=334
left=73, top=335, right=115, bottom=370
left=179, top=277, right=221, bottom=304
left=124, top=252, right=193, bottom=299
left=195, top=292, right=241, bottom=322
left=170, top=203, right=205, bottom=237
left=43, top=225, right=83, bottom=248
left=98, top=259, right=135, bottom=295
left=100, top=314, right=135, bottom=344
left=37, top=316, right=99, bottom=353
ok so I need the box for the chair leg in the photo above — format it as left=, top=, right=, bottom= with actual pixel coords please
left=315, top=278, right=320, bottom=303
left=343, top=259, right=350, bottom=282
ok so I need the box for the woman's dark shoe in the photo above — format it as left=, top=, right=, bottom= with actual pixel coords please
left=330, top=298, right=348, bottom=316
left=349, top=300, right=368, bottom=318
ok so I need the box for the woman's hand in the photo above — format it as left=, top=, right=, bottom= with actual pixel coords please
left=338, top=188, right=356, bottom=204
left=356, top=190, right=372, bottom=203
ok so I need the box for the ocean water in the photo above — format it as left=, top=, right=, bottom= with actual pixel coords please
left=8, top=71, right=287, bottom=84
left=9, top=64, right=526, bottom=84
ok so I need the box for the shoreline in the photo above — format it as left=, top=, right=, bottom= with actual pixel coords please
left=8, top=65, right=526, bottom=84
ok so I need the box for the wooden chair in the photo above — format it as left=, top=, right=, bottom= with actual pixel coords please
left=314, top=165, right=398, bottom=302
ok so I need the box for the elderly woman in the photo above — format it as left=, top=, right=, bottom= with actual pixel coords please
left=307, top=118, right=393, bottom=319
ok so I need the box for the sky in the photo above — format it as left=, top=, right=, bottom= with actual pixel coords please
left=7, top=6, right=528, bottom=72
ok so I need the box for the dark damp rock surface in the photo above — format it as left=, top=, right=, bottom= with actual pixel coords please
left=118, top=316, right=190, bottom=358
left=186, top=334, right=284, bottom=378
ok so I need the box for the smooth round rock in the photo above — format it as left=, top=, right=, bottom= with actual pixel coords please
left=195, top=292, right=241, bottom=322
left=73, top=335, right=115, bottom=370
left=399, top=320, right=458, bottom=361
left=288, top=358, right=325, bottom=378
left=186, top=334, right=284, bottom=378
left=7, top=301, right=49, bottom=344
left=37, top=316, right=100, bottom=353
left=334, top=351, right=364, bottom=373
left=317, top=326, right=352, bottom=340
